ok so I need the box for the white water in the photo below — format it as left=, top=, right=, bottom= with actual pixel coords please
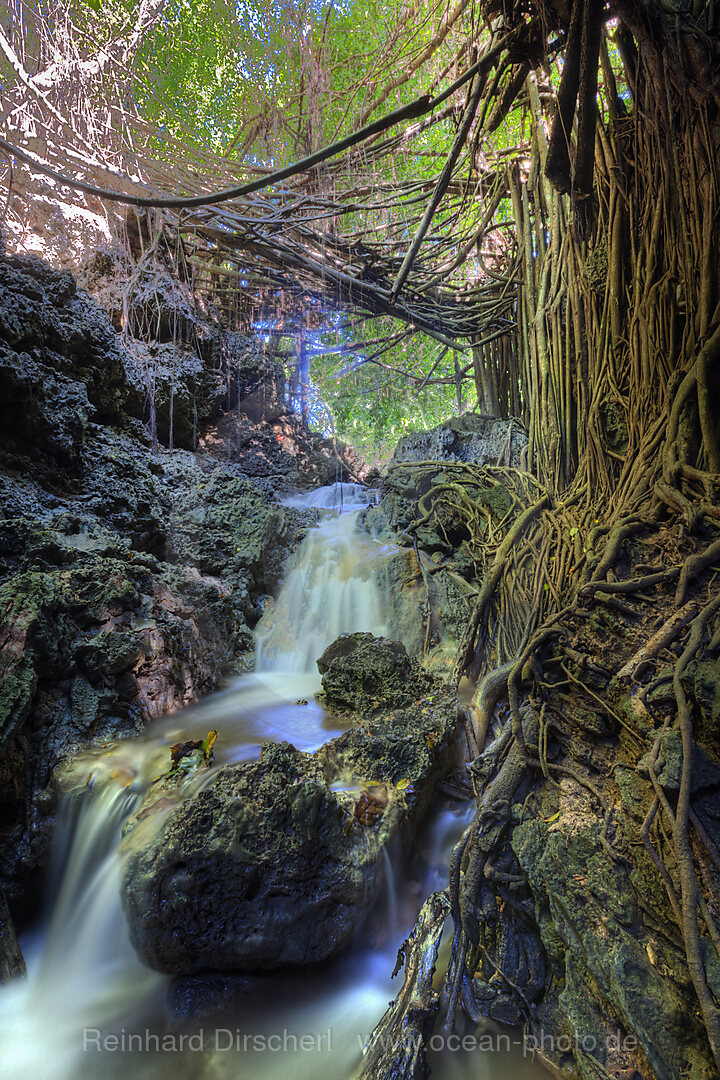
left=0, top=788, right=166, bottom=1080
left=0, top=483, right=550, bottom=1080
left=255, top=482, right=388, bottom=675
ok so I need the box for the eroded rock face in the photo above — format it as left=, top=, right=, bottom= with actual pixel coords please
left=0, top=248, right=345, bottom=904
left=197, top=411, right=368, bottom=493
left=0, top=554, right=237, bottom=899
left=121, top=331, right=287, bottom=449
left=372, top=548, right=475, bottom=661
left=392, top=414, right=527, bottom=469
left=121, top=637, right=459, bottom=974
left=163, top=458, right=305, bottom=620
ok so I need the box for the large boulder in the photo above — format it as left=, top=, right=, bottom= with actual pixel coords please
left=120, top=636, right=459, bottom=974
left=0, top=553, right=239, bottom=900
left=122, top=740, right=406, bottom=972
left=316, top=632, right=434, bottom=714
left=391, top=414, right=527, bottom=468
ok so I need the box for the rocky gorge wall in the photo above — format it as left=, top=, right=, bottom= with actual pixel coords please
left=0, top=242, right=362, bottom=910
left=357, top=457, right=720, bottom=1080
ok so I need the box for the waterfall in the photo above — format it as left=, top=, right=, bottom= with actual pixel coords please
left=0, top=785, right=165, bottom=1080
left=255, top=483, right=388, bottom=676
left=0, top=480, right=550, bottom=1080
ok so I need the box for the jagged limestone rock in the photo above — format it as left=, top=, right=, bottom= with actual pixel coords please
left=121, top=638, right=459, bottom=974
left=391, top=414, right=527, bottom=468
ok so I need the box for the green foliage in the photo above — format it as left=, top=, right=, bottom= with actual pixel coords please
left=308, top=319, right=466, bottom=463
left=134, top=0, right=466, bottom=163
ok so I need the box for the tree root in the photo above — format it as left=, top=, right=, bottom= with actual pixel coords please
left=353, top=891, right=451, bottom=1080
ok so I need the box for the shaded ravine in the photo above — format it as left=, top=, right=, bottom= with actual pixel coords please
left=0, top=484, right=549, bottom=1080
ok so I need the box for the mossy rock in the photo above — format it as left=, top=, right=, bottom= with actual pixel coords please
left=512, top=815, right=717, bottom=1080
left=121, top=680, right=458, bottom=975
left=317, top=632, right=435, bottom=716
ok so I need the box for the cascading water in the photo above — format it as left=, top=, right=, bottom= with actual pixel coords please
left=0, top=787, right=166, bottom=1080
left=0, top=483, right=550, bottom=1080
left=255, top=482, right=388, bottom=675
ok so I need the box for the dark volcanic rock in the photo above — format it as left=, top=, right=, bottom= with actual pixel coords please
left=123, top=741, right=393, bottom=972
left=0, top=347, right=90, bottom=473
left=0, top=554, right=238, bottom=900
left=197, top=411, right=366, bottom=493
left=121, top=643, right=458, bottom=974
left=0, top=251, right=129, bottom=421
left=317, top=632, right=434, bottom=715
left=121, top=330, right=287, bottom=448
left=167, top=973, right=257, bottom=1025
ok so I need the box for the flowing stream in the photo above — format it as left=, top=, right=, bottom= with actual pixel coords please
left=0, top=483, right=549, bottom=1080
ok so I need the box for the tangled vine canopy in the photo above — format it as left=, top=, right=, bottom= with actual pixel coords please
left=2, top=0, right=720, bottom=1070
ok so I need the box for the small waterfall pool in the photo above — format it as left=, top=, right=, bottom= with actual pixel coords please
left=0, top=483, right=550, bottom=1080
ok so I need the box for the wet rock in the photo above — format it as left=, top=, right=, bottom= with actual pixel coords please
left=317, top=633, right=435, bottom=715
left=391, top=414, right=527, bottom=469
left=364, top=539, right=474, bottom=665
left=0, top=888, right=25, bottom=982
left=320, top=687, right=458, bottom=822
left=0, top=556, right=238, bottom=900
left=121, top=663, right=459, bottom=974
left=363, top=486, right=415, bottom=544
left=122, top=741, right=402, bottom=972
left=375, top=550, right=427, bottom=656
